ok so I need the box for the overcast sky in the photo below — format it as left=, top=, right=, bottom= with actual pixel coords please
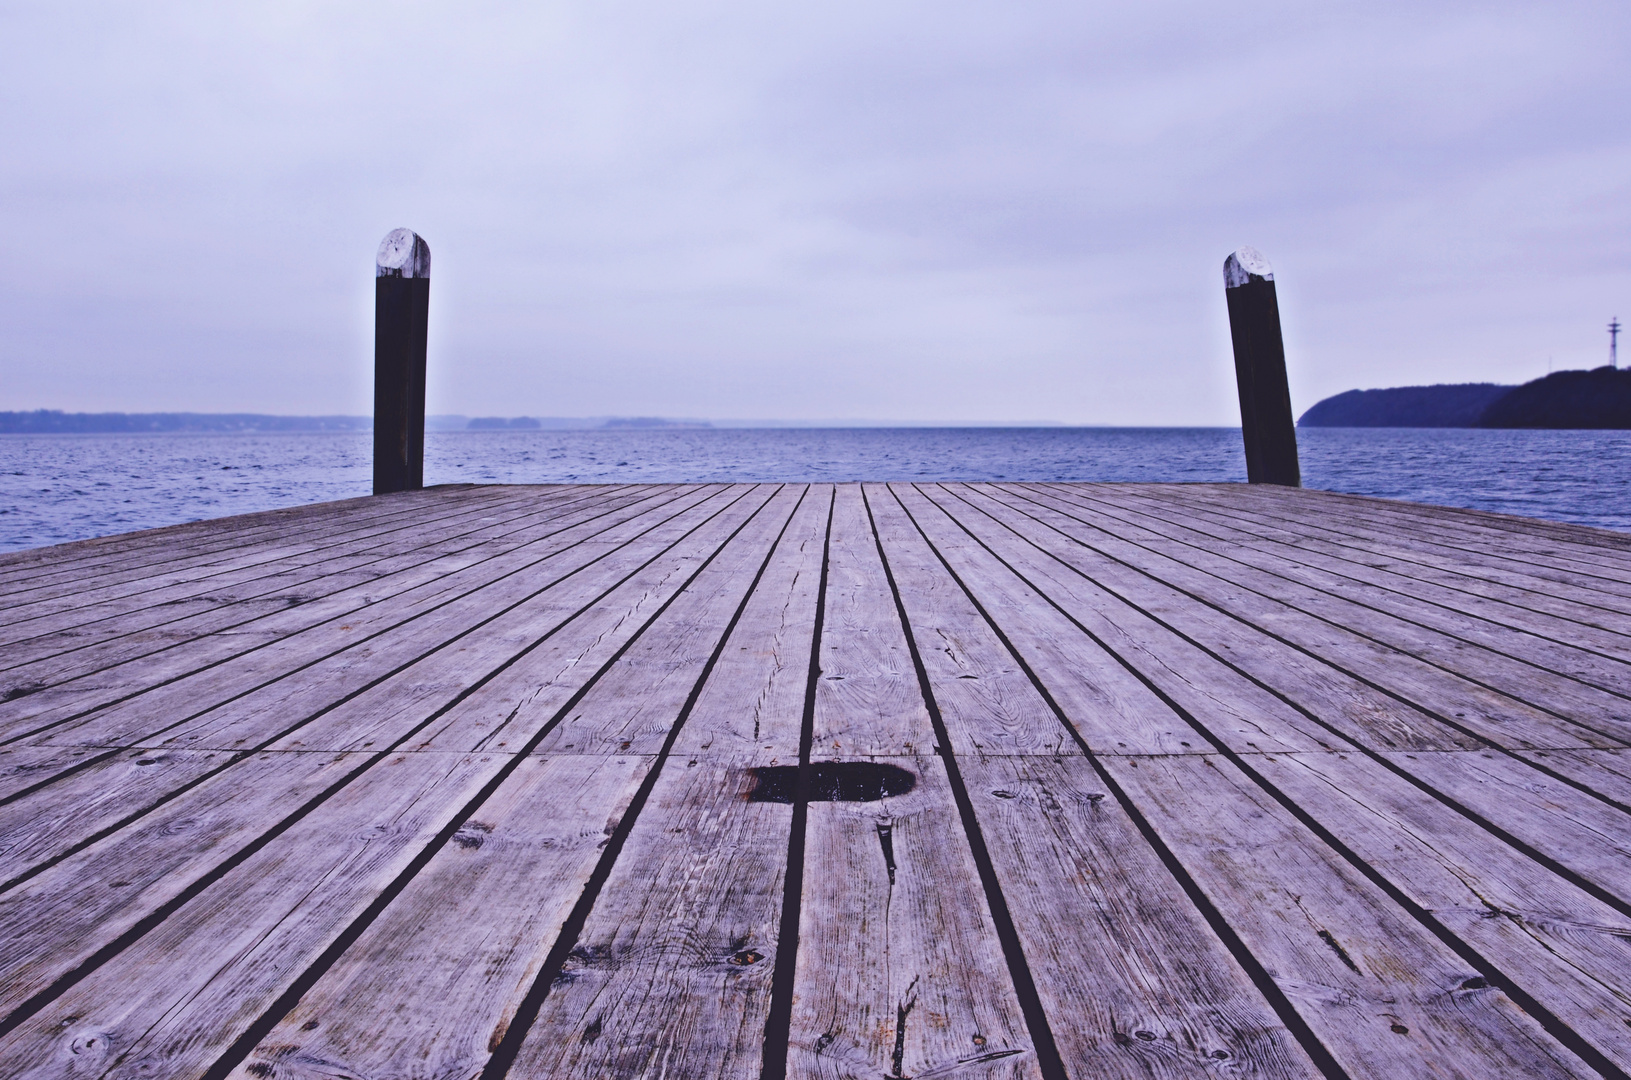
left=2, top=1, right=1627, bottom=424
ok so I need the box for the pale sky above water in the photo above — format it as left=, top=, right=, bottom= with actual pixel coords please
left=1, top=2, right=1626, bottom=425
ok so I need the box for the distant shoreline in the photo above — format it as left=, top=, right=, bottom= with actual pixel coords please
left=1299, top=367, right=1631, bottom=429
left=0, top=410, right=1095, bottom=434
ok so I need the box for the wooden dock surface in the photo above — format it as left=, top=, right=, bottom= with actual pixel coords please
left=2, top=481, right=1630, bottom=1079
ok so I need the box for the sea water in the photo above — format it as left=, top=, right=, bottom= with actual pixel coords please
left=2, top=426, right=1630, bottom=553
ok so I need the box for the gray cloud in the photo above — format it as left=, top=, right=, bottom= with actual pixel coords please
left=1, top=0, right=1626, bottom=423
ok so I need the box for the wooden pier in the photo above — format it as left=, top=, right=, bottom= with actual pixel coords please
left=2, top=482, right=1630, bottom=1079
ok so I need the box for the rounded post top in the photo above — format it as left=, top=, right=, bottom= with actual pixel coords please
left=377, top=229, right=431, bottom=279
left=1224, top=246, right=1273, bottom=288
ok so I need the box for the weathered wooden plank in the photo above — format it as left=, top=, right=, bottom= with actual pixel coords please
left=0, top=485, right=506, bottom=610
left=901, top=483, right=1451, bottom=756
left=500, top=756, right=787, bottom=1080
left=961, top=756, right=1323, bottom=1079
left=1053, top=482, right=1631, bottom=651
left=1515, top=747, right=1631, bottom=806
left=0, top=489, right=664, bottom=738
left=0, top=488, right=440, bottom=589
left=1014, top=484, right=1631, bottom=717
left=0, top=489, right=655, bottom=709
left=809, top=485, right=932, bottom=758
left=893, top=489, right=1631, bottom=1076
left=1246, top=748, right=1631, bottom=1070
left=1372, top=749, right=1631, bottom=897
left=867, top=485, right=1065, bottom=756
left=0, top=486, right=653, bottom=691
left=496, top=487, right=832, bottom=1079
left=0, top=483, right=605, bottom=661
left=1099, top=753, right=1595, bottom=1078
left=914, top=488, right=1610, bottom=1077
left=0, top=750, right=500, bottom=1080
left=0, top=743, right=99, bottom=792
left=957, top=484, right=1621, bottom=752
left=0, top=749, right=385, bottom=1019
left=0, top=484, right=543, bottom=625
left=789, top=484, right=1039, bottom=1080
left=0, top=488, right=794, bottom=1076
left=1147, top=483, right=1631, bottom=609
left=671, top=484, right=833, bottom=760
left=0, top=488, right=769, bottom=886
left=1082, top=482, right=1631, bottom=634
left=525, top=485, right=808, bottom=757
left=1211, top=482, right=1631, bottom=568
left=214, top=489, right=810, bottom=1079
left=220, top=753, right=651, bottom=1080
left=869, top=484, right=1322, bottom=1078
left=0, top=482, right=1625, bottom=1080
left=0, top=748, right=229, bottom=890
left=0, top=485, right=732, bottom=748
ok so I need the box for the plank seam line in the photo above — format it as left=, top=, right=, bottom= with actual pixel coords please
left=0, top=487, right=709, bottom=841
left=1037, top=481, right=1631, bottom=647
left=0, top=485, right=528, bottom=610
left=0, top=486, right=663, bottom=730
left=476, top=484, right=810, bottom=1080
left=0, top=486, right=752, bottom=901
left=919, top=484, right=1627, bottom=1080
left=1106, top=482, right=1631, bottom=599
left=0, top=485, right=708, bottom=753
left=955, top=482, right=1631, bottom=905
left=0, top=485, right=626, bottom=666
left=889, top=484, right=1350, bottom=1080
left=1023, top=483, right=1631, bottom=695
left=1009, top=482, right=1631, bottom=729
left=0, top=485, right=778, bottom=1051
left=864, top=485, right=1068, bottom=1080
left=0, top=484, right=542, bottom=621
left=0, top=484, right=490, bottom=580
left=1223, top=483, right=1631, bottom=560
left=759, top=485, right=834, bottom=1080
left=975, top=484, right=1631, bottom=817
left=0, top=489, right=468, bottom=595
left=1181, top=480, right=1631, bottom=560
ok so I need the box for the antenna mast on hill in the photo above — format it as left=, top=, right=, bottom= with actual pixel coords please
left=1612, top=317, right=1622, bottom=370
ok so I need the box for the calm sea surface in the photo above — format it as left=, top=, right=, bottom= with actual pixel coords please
left=2, top=426, right=1629, bottom=553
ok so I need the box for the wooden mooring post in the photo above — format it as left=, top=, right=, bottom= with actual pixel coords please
left=1224, top=246, right=1300, bottom=486
left=373, top=228, right=431, bottom=495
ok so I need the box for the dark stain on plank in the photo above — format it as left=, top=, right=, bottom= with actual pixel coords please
left=745, top=761, right=916, bottom=803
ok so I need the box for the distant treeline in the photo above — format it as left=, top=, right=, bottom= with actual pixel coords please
left=1299, top=368, right=1631, bottom=429
left=0, top=411, right=720, bottom=434
left=0, top=410, right=370, bottom=434
left=465, top=416, right=712, bottom=430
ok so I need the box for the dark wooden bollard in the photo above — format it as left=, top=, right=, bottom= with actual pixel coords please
left=1224, top=247, right=1300, bottom=487
left=373, top=229, right=432, bottom=495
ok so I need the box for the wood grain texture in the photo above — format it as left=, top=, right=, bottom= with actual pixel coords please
left=3, top=485, right=736, bottom=750
left=1102, top=753, right=1594, bottom=1079
left=1251, top=749, right=1631, bottom=1069
left=0, top=486, right=719, bottom=744
left=786, top=484, right=1037, bottom=1080
left=0, top=485, right=623, bottom=673
left=0, top=483, right=1625, bottom=1079
left=1005, top=484, right=1631, bottom=731
left=1080, top=483, right=1631, bottom=639
left=908, top=483, right=1431, bottom=755
left=228, top=753, right=650, bottom=1080
left=964, top=484, right=1619, bottom=752
left=1150, top=483, right=1631, bottom=607
left=0, top=487, right=766, bottom=892
left=871, top=484, right=1320, bottom=1078
left=504, top=489, right=831, bottom=1079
